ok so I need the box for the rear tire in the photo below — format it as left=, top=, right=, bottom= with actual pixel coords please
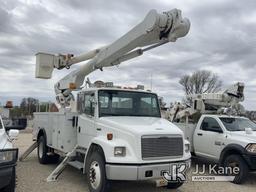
left=86, top=151, right=110, bottom=192
left=38, top=136, right=50, bottom=164
left=167, top=181, right=184, bottom=189
left=3, top=167, right=16, bottom=192
left=37, top=136, right=60, bottom=164
left=223, top=154, right=249, bottom=184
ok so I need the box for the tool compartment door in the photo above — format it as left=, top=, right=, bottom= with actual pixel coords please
left=51, top=112, right=78, bottom=153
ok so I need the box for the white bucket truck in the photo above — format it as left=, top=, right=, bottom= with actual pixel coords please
left=28, top=9, right=191, bottom=192
left=169, top=83, right=256, bottom=184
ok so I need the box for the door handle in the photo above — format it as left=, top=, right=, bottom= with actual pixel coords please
left=215, top=141, right=221, bottom=146
left=197, top=133, right=203, bottom=136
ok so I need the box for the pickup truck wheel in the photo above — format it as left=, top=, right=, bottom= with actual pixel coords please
left=37, top=136, right=50, bottom=164
left=224, top=154, right=249, bottom=184
left=3, top=167, right=16, bottom=192
left=167, top=181, right=183, bottom=189
left=86, top=151, right=109, bottom=192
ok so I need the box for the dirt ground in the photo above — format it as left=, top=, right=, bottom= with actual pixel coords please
left=15, top=132, right=256, bottom=192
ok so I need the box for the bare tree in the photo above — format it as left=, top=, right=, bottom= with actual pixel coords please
left=179, top=70, right=222, bottom=95
left=20, top=97, right=39, bottom=116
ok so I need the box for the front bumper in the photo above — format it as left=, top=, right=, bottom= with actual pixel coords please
left=0, top=166, right=14, bottom=189
left=106, top=159, right=191, bottom=180
left=0, top=148, right=18, bottom=189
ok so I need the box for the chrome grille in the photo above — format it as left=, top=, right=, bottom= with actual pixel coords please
left=141, top=135, right=183, bottom=159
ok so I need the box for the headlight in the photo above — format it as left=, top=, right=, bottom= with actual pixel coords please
left=246, top=143, right=256, bottom=153
left=114, top=147, right=126, bottom=157
left=0, top=149, right=18, bottom=165
left=185, top=143, right=190, bottom=153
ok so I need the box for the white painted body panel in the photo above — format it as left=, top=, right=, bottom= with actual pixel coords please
left=0, top=116, right=13, bottom=150
left=174, top=122, right=196, bottom=152
left=175, top=114, right=256, bottom=161
left=93, top=116, right=189, bottom=164
left=33, top=112, right=77, bottom=153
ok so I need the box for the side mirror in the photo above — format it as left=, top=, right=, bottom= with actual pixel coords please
left=8, top=129, right=19, bottom=140
left=90, top=102, right=95, bottom=116
left=89, top=96, right=96, bottom=116
left=245, top=127, right=253, bottom=135
left=89, top=97, right=96, bottom=105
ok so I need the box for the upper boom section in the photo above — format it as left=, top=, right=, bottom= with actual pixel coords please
left=35, top=9, right=190, bottom=107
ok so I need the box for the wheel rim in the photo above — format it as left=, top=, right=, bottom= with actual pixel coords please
left=227, top=160, right=240, bottom=176
left=89, top=161, right=101, bottom=189
left=38, top=140, right=44, bottom=159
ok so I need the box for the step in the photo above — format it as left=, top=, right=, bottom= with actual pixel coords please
left=68, top=160, right=84, bottom=171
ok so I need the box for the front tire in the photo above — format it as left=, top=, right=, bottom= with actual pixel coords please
left=223, top=154, right=249, bottom=184
left=3, top=167, right=16, bottom=192
left=167, top=181, right=184, bottom=189
left=86, top=151, right=109, bottom=192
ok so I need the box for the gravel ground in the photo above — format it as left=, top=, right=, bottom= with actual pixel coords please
left=15, top=132, right=256, bottom=192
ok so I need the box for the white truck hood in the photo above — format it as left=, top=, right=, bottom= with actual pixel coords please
left=229, top=131, right=256, bottom=143
left=99, top=116, right=183, bottom=136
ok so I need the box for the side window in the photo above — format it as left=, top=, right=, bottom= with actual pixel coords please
left=77, top=92, right=85, bottom=113
left=201, top=117, right=222, bottom=132
left=77, top=92, right=96, bottom=116
left=84, top=93, right=95, bottom=116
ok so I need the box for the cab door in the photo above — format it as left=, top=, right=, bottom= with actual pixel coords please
left=77, top=91, right=96, bottom=148
left=193, top=117, right=225, bottom=160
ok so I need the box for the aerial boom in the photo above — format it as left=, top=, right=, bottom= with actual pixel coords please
left=169, top=82, right=245, bottom=122
left=35, top=9, right=190, bottom=107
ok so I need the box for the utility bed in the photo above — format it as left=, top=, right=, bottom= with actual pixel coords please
left=33, top=112, right=78, bottom=153
left=174, top=123, right=196, bottom=152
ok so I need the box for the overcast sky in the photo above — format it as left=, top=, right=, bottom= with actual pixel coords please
left=0, top=0, right=256, bottom=109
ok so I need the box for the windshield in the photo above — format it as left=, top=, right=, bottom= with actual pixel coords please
left=98, top=90, right=161, bottom=117
left=220, top=117, right=256, bottom=131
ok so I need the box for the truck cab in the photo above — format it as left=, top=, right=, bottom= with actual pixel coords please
left=180, top=114, right=256, bottom=184
left=77, top=88, right=191, bottom=164
left=34, top=87, right=191, bottom=192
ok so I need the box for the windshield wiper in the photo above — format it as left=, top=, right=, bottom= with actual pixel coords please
left=100, top=113, right=159, bottom=117
left=101, top=113, right=119, bottom=116
left=135, top=114, right=160, bottom=117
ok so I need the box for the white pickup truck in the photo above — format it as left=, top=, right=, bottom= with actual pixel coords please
left=33, top=88, right=191, bottom=192
left=176, top=114, right=256, bottom=183
left=0, top=115, right=19, bottom=192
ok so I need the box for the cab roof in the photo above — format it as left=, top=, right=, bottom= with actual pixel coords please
left=81, top=87, right=156, bottom=94
left=201, top=114, right=248, bottom=119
